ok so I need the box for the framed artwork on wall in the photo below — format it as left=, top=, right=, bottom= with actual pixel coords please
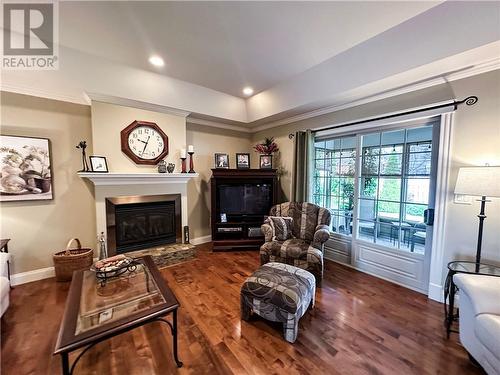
left=236, top=153, right=250, bottom=169
left=89, top=156, right=109, bottom=172
left=0, top=135, right=53, bottom=202
left=214, top=153, right=229, bottom=169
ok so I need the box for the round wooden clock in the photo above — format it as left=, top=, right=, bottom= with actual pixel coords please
left=120, top=120, right=169, bottom=165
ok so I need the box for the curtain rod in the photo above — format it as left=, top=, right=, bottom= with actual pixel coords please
left=288, top=95, right=478, bottom=139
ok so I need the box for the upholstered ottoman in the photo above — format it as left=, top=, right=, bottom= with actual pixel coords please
left=240, top=262, right=315, bottom=343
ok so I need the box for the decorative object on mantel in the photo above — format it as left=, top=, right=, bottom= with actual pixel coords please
left=254, top=137, right=279, bottom=155
left=89, top=156, right=108, bottom=173
left=157, top=160, right=167, bottom=173
left=454, top=165, right=500, bottom=272
left=188, top=145, right=196, bottom=173
left=0, top=135, right=53, bottom=202
left=167, top=163, right=175, bottom=173
left=214, top=153, right=229, bottom=168
left=53, top=238, right=93, bottom=282
left=76, top=140, right=89, bottom=172
left=120, top=120, right=169, bottom=165
left=254, top=137, right=279, bottom=170
left=260, top=155, right=273, bottom=169
left=236, top=153, right=250, bottom=169
left=180, top=148, right=187, bottom=173
left=98, top=232, right=108, bottom=260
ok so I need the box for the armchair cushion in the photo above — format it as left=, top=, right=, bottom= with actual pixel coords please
left=265, top=216, right=294, bottom=241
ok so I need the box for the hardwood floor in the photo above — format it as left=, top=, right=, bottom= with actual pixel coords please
left=1, top=243, right=482, bottom=375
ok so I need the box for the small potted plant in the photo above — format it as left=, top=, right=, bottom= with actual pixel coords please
left=253, top=137, right=279, bottom=155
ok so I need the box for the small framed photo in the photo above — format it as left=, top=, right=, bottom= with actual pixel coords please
left=89, top=156, right=109, bottom=172
left=236, top=153, right=250, bottom=169
left=214, top=153, right=229, bottom=169
left=259, top=155, right=273, bottom=169
left=220, top=213, right=227, bottom=223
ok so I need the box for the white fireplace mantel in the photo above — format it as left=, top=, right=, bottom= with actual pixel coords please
left=78, top=172, right=199, bottom=186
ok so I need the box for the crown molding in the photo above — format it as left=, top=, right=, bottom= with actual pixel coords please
left=186, top=117, right=252, bottom=133
left=251, top=57, right=500, bottom=133
left=86, top=92, right=191, bottom=118
left=0, top=83, right=89, bottom=105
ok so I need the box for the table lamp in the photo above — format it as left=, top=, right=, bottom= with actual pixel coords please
left=454, top=166, right=500, bottom=270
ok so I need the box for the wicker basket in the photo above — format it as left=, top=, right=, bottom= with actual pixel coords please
left=53, top=238, right=93, bottom=282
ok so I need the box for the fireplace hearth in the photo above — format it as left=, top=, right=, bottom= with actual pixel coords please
left=106, top=194, right=181, bottom=256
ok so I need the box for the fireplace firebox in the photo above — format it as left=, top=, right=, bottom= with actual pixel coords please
left=105, top=194, right=181, bottom=256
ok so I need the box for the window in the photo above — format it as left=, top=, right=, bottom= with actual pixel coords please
left=313, top=136, right=356, bottom=235
left=312, top=123, right=435, bottom=254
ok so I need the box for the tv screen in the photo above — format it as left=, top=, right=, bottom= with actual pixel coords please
left=218, top=183, right=271, bottom=216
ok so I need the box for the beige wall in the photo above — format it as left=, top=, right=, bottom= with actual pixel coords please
left=186, top=123, right=252, bottom=239
left=0, top=92, right=96, bottom=274
left=91, top=101, right=187, bottom=172
left=0, top=94, right=252, bottom=274
left=253, top=69, right=500, bottom=282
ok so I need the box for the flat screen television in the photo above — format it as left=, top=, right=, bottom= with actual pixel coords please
left=218, top=183, right=272, bottom=216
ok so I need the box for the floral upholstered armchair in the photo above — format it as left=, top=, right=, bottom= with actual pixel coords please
left=260, top=202, right=331, bottom=284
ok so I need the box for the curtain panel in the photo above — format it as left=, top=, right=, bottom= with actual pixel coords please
left=292, top=129, right=314, bottom=202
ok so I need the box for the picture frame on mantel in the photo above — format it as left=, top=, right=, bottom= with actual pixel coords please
left=89, top=156, right=109, bottom=173
left=0, top=135, right=54, bottom=202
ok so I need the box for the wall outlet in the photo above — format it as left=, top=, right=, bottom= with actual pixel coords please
left=454, top=194, right=472, bottom=205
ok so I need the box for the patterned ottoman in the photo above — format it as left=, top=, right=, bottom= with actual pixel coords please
left=240, top=262, right=315, bottom=343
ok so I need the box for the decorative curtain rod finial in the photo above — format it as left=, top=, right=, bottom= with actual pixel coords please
left=289, top=133, right=295, bottom=139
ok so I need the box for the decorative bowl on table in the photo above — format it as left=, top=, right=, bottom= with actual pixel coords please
left=90, top=255, right=137, bottom=286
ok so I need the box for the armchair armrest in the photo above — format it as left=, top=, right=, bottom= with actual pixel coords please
left=261, top=223, right=273, bottom=242
left=312, top=224, right=330, bottom=248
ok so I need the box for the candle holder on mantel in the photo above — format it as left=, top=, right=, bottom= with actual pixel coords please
left=180, top=157, right=187, bottom=173
left=188, top=152, right=196, bottom=173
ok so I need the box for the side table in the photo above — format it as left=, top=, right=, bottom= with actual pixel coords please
left=444, top=260, right=500, bottom=338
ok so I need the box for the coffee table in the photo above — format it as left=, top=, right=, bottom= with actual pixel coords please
left=54, top=255, right=182, bottom=374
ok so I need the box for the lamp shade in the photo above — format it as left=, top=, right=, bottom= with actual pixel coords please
left=454, top=166, right=500, bottom=197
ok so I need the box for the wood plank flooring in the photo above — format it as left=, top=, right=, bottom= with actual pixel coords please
left=1, top=243, right=482, bottom=374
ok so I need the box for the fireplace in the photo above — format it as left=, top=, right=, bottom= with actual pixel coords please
left=105, top=194, right=181, bottom=255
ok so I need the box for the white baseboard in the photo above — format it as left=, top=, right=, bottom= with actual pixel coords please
left=428, top=282, right=444, bottom=303
left=11, top=266, right=55, bottom=286
left=191, top=235, right=212, bottom=245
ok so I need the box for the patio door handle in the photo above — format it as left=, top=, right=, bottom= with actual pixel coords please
left=424, top=209, right=434, bottom=226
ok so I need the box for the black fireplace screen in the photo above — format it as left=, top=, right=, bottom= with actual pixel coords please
left=115, top=201, right=176, bottom=253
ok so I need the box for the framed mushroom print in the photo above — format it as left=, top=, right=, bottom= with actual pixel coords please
left=0, top=135, right=53, bottom=201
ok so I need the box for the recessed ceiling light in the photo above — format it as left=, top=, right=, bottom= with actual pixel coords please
left=149, top=55, right=164, bottom=67
left=243, top=87, right=254, bottom=96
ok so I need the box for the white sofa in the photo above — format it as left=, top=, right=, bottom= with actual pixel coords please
left=454, top=273, right=500, bottom=375
left=0, top=252, right=11, bottom=316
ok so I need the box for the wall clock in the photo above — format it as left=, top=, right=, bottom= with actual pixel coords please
left=120, top=120, right=169, bottom=165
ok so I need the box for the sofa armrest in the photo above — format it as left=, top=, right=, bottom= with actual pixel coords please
left=261, top=223, right=273, bottom=242
left=454, top=273, right=500, bottom=316
left=0, top=253, right=11, bottom=279
left=312, top=224, right=330, bottom=248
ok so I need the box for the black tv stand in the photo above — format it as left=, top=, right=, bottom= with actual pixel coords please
left=210, top=169, right=278, bottom=251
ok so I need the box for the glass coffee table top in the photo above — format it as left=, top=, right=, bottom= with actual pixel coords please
left=76, top=261, right=165, bottom=335
left=55, top=256, right=179, bottom=354
left=448, top=261, right=500, bottom=276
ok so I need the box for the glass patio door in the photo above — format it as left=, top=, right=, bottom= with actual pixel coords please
left=314, top=117, right=440, bottom=293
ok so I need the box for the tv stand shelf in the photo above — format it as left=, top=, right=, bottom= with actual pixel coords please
left=211, top=169, right=278, bottom=251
